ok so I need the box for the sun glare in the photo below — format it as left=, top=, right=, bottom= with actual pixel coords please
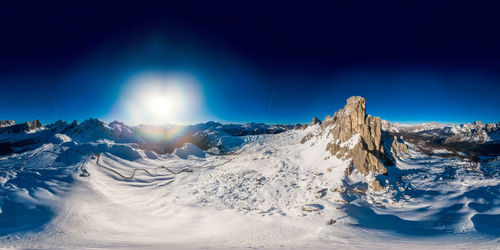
left=113, top=72, right=204, bottom=125
left=148, top=95, right=171, bottom=116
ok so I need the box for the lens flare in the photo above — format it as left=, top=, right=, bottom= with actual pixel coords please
left=111, top=72, right=204, bottom=125
left=135, top=124, right=189, bottom=143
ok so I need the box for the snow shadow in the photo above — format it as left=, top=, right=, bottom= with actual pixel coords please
left=344, top=154, right=500, bottom=237
left=0, top=152, right=78, bottom=237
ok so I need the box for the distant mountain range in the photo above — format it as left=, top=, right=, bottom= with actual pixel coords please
left=1, top=113, right=498, bottom=159
left=0, top=118, right=293, bottom=156
left=383, top=120, right=500, bottom=144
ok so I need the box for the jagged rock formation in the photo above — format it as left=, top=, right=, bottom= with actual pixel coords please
left=320, top=96, right=407, bottom=176
left=294, top=124, right=307, bottom=130
left=26, top=119, right=42, bottom=130
left=390, top=135, right=409, bottom=158
left=311, top=117, right=322, bottom=125
left=0, top=120, right=15, bottom=127
left=293, top=117, right=321, bottom=130
left=0, top=119, right=42, bottom=134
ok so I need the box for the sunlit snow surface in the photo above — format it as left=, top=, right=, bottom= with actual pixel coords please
left=0, top=126, right=499, bottom=248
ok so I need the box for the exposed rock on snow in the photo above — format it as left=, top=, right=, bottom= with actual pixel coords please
left=293, top=124, right=307, bottom=130
left=390, top=135, right=409, bottom=158
left=0, top=119, right=42, bottom=134
left=311, top=117, right=321, bottom=125
left=0, top=120, right=15, bottom=128
left=370, top=179, right=383, bottom=192
left=302, top=204, right=323, bottom=212
left=26, top=119, right=42, bottom=131
left=320, top=96, right=398, bottom=175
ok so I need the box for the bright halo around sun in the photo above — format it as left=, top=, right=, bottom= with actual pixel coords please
left=116, top=72, right=204, bottom=125
left=147, top=94, right=172, bottom=117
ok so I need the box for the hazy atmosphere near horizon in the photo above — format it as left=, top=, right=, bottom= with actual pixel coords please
left=1, top=2, right=499, bottom=249
left=1, top=1, right=500, bottom=125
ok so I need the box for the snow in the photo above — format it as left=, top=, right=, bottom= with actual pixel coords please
left=433, top=148, right=453, bottom=155
left=173, top=143, right=206, bottom=159
left=54, top=133, right=72, bottom=143
left=0, top=121, right=499, bottom=248
left=340, top=133, right=361, bottom=149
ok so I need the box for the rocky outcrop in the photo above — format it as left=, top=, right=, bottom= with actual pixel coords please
left=0, top=119, right=42, bottom=134
left=27, top=119, right=42, bottom=130
left=0, top=120, right=15, bottom=127
left=371, top=179, right=383, bottom=192
left=294, top=124, right=307, bottom=130
left=389, top=135, right=409, bottom=159
left=311, top=117, right=322, bottom=125
left=293, top=119, right=321, bottom=129
left=320, top=96, right=405, bottom=176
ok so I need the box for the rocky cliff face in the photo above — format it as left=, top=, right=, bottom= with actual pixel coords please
left=26, top=119, right=42, bottom=130
left=319, top=96, right=407, bottom=176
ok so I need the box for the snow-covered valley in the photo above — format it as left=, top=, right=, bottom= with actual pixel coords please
left=0, top=98, right=499, bottom=249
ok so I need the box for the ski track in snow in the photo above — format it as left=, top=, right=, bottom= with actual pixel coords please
left=0, top=125, right=499, bottom=248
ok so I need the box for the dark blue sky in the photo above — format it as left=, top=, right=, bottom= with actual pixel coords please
left=1, top=1, right=499, bottom=125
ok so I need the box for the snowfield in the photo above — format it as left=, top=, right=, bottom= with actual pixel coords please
left=0, top=124, right=499, bottom=249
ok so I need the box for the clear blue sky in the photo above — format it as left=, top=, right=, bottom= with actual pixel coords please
left=1, top=2, right=499, bottom=125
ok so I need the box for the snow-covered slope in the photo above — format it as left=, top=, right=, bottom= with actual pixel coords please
left=0, top=119, right=499, bottom=248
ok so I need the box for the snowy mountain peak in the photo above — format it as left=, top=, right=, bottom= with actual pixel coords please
left=0, top=120, right=15, bottom=128
left=0, top=119, right=43, bottom=136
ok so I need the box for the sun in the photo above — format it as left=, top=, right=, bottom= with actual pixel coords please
left=112, top=72, right=204, bottom=125
left=143, top=90, right=180, bottom=124
left=147, top=95, right=171, bottom=117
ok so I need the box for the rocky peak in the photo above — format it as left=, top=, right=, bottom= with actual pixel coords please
left=311, top=117, right=322, bottom=125
left=318, top=96, right=407, bottom=176
left=0, top=120, right=15, bottom=127
left=294, top=124, right=307, bottom=130
left=0, top=119, right=42, bottom=135
left=26, top=119, right=42, bottom=130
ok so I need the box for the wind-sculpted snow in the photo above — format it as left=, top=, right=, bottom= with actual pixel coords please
left=0, top=121, right=499, bottom=248
left=347, top=146, right=500, bottom=237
